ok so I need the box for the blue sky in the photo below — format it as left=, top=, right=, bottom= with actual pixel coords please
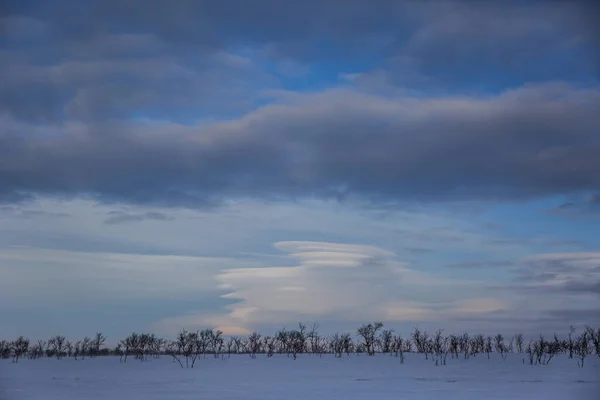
left=1, top=0, right=599, bottom=341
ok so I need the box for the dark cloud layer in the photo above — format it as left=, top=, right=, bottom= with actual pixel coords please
left=1, top=83, right=600, bottom=206
left=1, top=0, right=598, bottom=121
left=104, top=210, right=174, bottom=225
left=1, top=1, right=599, bottom=206
left=515, top=253, right=600, bottom=297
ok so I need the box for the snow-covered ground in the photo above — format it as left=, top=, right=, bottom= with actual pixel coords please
left=1, top=354, right=598, bottom=399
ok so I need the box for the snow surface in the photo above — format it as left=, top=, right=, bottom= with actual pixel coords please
left=1, top=354, right=598, bottom=399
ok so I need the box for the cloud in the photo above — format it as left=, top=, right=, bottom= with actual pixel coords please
left=1, top=1, right=598, bottom=208
left=549, top=192, right=600, bottom=216
left=374, top=1, right=599, bottom=89
left=104, top=210, right=173, bottom=225
left=4, top=1, right=597, bottom=63
left=446, top=260, right=516, bottom=269
left=1, top=0, right=597, bottom=127
left=0, top=52, right=273, bottom=122
left=153, top=241, right=504, bottom=334
left=0, top=207, right=71, bottom=219
left=1, top=83, right=599, bottom=207
left=514, top=252, right=600, bottom=296
left=544, top=308, right=600, bottom=326
left=0, top=246, right=257, bottom=306
left=2, top=0, right=600, bottom=340
left=3, top=0, right=597, bottom=124
left=405, top=247, right=435, bottom=255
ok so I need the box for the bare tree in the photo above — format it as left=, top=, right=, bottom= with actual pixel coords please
left=177, top=330, right=197, bottom=368
left=308, top=324, right=320, bottom=355
left=0, top=341, right=10, bottom=359
left=188, top=331, right=202, bottom=367
left=263, top=336, right=276, bottom=357
left=412, top=328, right=432, bottom=360
left=48, top=335, right=67, bottom=359
left=297, top=323, right=308, bottom=354
left=65, top=340, right=73, bottom=357
left=225, top=336, right=236, bottom=357
left=566, top=326, right=576, bottom=359
left=275, top=328, right=289, bottom=356
left=526, top=341, right=535, bottom=365
left=585, top=326, right=600, bottom=359
left=529, top=335, right=559, bottom=365
left=379, top=329, right=394, bottom=355
left=210, top=329, right=224, bottom=359
left=575, top=331, right=590, bottom=368
left=80, top=336, right=91, bottom=360
left=288, top=329, right=305, bottom=360
left=329, top=332, right=352, bottom=359
left=198, top=329, right=211, bottom=357
left=233, top=336, right=244, bottom=354
left=392, top=334, right=407, bottom=364
left=357, top=322, right=384, bottom=356
left=412, top=328, right=425, bottom=355
left=472, top=334, right=485, bottom=357
left=166, top=334, right=185, bottom=368
left=119, top=333, right=154, bottom=363
left=330, top=333, right=344, bottom=358
left=484, top=336, right=493, bottom=359
left=4, top=324, right=596, bottom=368
left=11, top=336, right=29, bottom=363
left=73, top=341, right=82, bottom=360
left=118, top=339, right=129, bottom=363
left=247, top=332, right=262, bottom=358
left=28, top=340, right=45, bottom=360
left=459, top=333, right=470, bottom=359
left=91, top=332, right=106, bottom=357
left=432, top=329, right=449, bottom=366
left=514, top=333, right=524, bottom=354
left=494, top=334, right=510, bottom=361
left=449, top=334, right=459, bottom=359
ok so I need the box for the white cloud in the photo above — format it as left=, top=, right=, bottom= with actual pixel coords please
left=0, top=246, right=257, bottom=306
left=3, top=198, right=597, bottom=337
left=154, top=241, right=503, bottom=334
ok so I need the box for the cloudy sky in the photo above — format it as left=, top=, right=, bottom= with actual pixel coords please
left=1, top=0, right=599, bottom=341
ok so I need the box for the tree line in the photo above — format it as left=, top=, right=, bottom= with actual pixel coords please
left=2, top=323, right=599, bottom=368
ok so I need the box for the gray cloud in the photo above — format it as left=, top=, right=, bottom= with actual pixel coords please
left=563, top=280, right=600, bottom=295
left=104, top=210, right=174, bottom=225
left=486, top=236, right=588, bottom=248
left=544, top=308, right=600, bottom=326
left=405, top=247, right=435, bottom=255
left=0, top=83, right=599, bottom=206
left=17, top=210, right=71, bottom=219
left=548, top=192, right=600, bottom=216
left=369, top=1, right=600, bottom=90
left=4, top=1, right=597, bottom=61
left=0, top=206, right=71, bottom=219
left=1, top=1, right=600, bottom=207
left=446, top=260, right=516, bottom=269
left=0, top=51, right=273, bottom=123
left=514, top=252, right=600, bottom=296
left=1, top=1, right=598, bottom=122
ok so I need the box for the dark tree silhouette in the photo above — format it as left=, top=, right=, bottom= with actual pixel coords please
left=11, top=336, right=29, bottom=363
left=357, top=322, right=384, bottom=356
left=514, top=333, right=524, bottom=354
left=585, top=326, right=600, bottom=359
left=48, top=335, right=67, bottom=359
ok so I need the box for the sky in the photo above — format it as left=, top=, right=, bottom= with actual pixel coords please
left=1, top=0, right=599, bottom=341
